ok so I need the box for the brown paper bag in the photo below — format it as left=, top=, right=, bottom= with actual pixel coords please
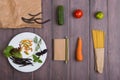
left=0, top=0, right=49, bottom=28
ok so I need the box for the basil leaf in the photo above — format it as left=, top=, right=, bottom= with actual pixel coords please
left=33, top=55, right=37, bottom=59
left=3, top=46, right=13, bottom=57
left=32, top=54, right=42, bottom=63
left=12, top=51, right=22, bottom=58
left=38, top=59, right=42, bottom=63
left=33, top=55, right=39, bottom=62
left=10, top=48, right=22, bottom=58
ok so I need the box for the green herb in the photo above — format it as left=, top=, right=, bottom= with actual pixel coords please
left=32, top=54, right=42, bottom=63
left=35, top=44, right=40, bottom=51
left=34, top=36, right=38, bottom=43
left=3, top=46, right=13, bottom=57
left=38, top=39, right=42, bottom=44
left=3, top=46, right=22, bottom=58
left=10, top=48, right=22, bottom=58
left=33, top=36, right=42, bottom=51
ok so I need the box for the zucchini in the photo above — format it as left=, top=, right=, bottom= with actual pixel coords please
left=57, top=5, right=64, bottom=25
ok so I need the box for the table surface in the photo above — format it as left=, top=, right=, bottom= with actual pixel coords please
left=0, top=0, right=120, bottom=80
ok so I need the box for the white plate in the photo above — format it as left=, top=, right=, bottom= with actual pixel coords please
left=8, top=32, right=47, bottom=72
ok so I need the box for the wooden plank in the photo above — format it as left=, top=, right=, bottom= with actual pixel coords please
left=33, top=0, right=52, bottom=80
left=70, top=0, right=89, bottom=80
left=108, top=0, right=120, bottom=80
left=89, top=0, right=108, bottom=80
left=52, top=0, right=69, bottom=37
left=1, top=1, right=120, bottom=80
left=0, top=29, right=14, bottom=80
left=50, top=0, right=70, bottom=80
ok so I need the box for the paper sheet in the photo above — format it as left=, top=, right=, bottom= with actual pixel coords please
left=54, top=39, right=66, bottom=60
left=0, top=0, right=42, bottom=28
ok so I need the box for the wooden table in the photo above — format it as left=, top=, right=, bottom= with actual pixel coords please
left=0, top=0, right=120, bottom=80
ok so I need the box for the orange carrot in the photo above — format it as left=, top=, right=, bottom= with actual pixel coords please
left=76, top=37, right=83, bottom=61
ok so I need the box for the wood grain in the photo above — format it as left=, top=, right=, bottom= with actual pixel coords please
left=108, top=0, right=120, bottom=80
left=33, top=0, right=52, bottom=80
left=0, top=0, right=120, bottom=80
left=70, top=0, right=89, bottom=80
left=89, top=0, right=108, bottom=80
left=50, top=0, right=70, bottom=80
left=0, top=29, right=13, bottom=80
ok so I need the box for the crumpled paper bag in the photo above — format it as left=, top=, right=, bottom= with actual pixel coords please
left=0, top=0, right=45, bottom=28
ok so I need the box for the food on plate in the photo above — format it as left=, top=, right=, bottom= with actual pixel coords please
left=3, top=46, right=22, bottom=58
left=10, top=57, right=33, bottom=67
left=3, top=36, right=47, bottom=67
left=73, top=9, right=83, bottom=18
left=95, top=11, right=104, bottom=19
left=3, top=46, right=33, bottom=66
left=33, top=36, right=42, bottom=51
left=20, top=39, right=33, bottom=55
left=57, top=5, right=64, bottom=25
left=32, top=54, right=42, bottom=63
left=36, top=49, right=48, bottom=56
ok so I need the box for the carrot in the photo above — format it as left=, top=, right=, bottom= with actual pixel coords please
left=76, top=37, right=83, bottom=61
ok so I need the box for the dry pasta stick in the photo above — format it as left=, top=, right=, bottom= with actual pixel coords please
left=92, top=30, right=105, bottom=73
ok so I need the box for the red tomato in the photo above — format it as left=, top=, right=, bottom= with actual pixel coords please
left=73, top=9, right=83, bottom=18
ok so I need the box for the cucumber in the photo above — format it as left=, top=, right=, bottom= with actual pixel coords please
left=57, top=5, right=64, bottom=25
